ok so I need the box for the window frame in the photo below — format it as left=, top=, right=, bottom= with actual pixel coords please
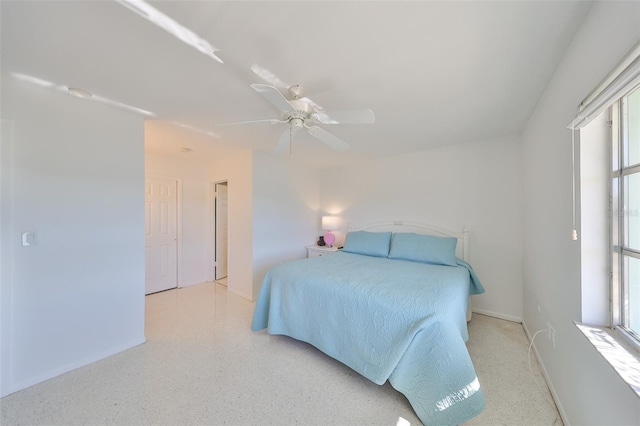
left=610, top=84, right=640, bottom=352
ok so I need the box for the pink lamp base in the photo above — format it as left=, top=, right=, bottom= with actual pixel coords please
left=324, top=230, right=336, bottom=247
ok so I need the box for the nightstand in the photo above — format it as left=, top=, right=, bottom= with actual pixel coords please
left=306, top=245, right=339, bottom=258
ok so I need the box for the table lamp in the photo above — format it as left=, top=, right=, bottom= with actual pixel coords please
left=322, top=215, right=339, bottom=247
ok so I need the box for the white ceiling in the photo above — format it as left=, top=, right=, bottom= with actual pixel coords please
left=1, top=1, right=592, bottom=168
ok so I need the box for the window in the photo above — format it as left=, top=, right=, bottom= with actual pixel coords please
left=573, top=42, right=640, bottom=396
left=611, top=83, right=640, bottom=347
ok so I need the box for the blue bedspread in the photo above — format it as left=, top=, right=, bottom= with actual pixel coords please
left=251, top=251, right=485, bottom=425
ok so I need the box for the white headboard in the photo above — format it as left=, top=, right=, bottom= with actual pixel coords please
left=348, top=220, right=470, bottom=262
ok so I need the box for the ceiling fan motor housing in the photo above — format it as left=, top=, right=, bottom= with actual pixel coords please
left=285, top=99, right=314, bottom=127
left=289, top=99, right=313, bottom=115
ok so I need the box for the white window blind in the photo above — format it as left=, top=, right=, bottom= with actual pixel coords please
left=568, top=40, right=640, bottom=130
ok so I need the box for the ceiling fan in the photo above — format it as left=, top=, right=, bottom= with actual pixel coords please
left=216, top=83, right=375, bottom=153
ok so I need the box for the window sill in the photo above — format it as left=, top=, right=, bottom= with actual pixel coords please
left=575, top=322, right=640, bottom=398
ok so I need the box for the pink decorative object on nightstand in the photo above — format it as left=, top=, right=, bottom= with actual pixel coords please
left=321, top=215, right=339, bottom=247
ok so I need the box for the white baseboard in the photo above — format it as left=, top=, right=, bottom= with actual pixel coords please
left=522, top=321, right=569, bottom=426
left=3, top=336, right=146, bottom=398
left=178, top=280, right=207, bottom=288
left=227, top=286, right=254, bottom=302
left=472, top=308, right=522, bottom=323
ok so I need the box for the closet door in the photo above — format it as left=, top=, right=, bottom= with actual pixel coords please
left=145, top=177, right=177, bottom=294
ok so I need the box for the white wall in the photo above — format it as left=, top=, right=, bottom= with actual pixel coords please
left=210, top=150, right=254, bottom=300
left=145, top=152, right=210, bottom=287
left=0, top=76, right=145, bottom=396
left=252, top=150, right=320, bottom=297
left=522, top=1, right=640, bottom=424
left=319, top=135, right=523, bottom=321
left=210, top=149, right=320, bottom=300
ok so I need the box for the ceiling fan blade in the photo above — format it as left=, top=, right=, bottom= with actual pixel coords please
left=170, top=121, right=220, bottom=138
left=248, top=70, right=331, bottom=115
left=216, top=118, right=285, bottom=127
left=250, top=64, right=290, bottom=89
left=250, top=84, right=297, bottom=113
left=250, top=64, right=332, bottom=98
left=306, top=126, right=350, bottom=152
left=314, top=109, right=375, bottom=124
left=299, top=96, right=326, bottom=112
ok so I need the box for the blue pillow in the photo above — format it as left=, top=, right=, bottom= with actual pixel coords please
left=388, top=233, right=458, bottom=266
left=342, top=231, right=392, bottom=258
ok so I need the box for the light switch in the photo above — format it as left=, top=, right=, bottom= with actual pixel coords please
left=21, top=232, right=37, bottom=247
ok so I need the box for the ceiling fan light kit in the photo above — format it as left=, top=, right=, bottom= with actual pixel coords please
left=216, top=83, right=375, bottom=154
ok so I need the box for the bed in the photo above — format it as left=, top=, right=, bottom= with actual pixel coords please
left=251, top=221, right=486, bottom=425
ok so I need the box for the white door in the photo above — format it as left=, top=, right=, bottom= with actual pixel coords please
left=215, top=182, right=228, bottom=281
left=145, top=177, right=178, bottom=294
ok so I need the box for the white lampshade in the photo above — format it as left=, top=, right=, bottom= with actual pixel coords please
left=321, top=215, right=339, bottom=231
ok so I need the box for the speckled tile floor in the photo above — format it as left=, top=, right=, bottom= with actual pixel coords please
left=1, top=282, right=561, bottom=426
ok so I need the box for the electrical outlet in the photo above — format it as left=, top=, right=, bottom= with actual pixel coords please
left=548, top=322, right=556, bottom=347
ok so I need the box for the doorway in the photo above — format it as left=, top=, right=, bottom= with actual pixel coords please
left=214, top=181, right=228, bottom=284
